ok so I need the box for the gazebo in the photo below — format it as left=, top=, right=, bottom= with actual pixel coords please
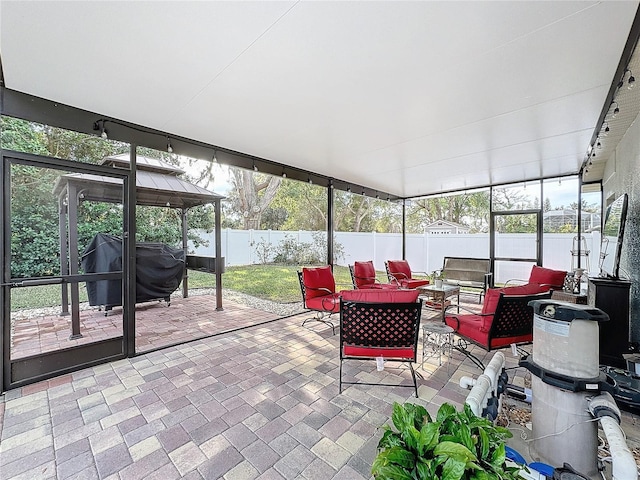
left=52, top=153, right=225, bottom=339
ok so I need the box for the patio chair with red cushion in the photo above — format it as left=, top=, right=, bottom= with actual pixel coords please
left=384, top=260, right=430, bottom=289
left=349, top=260, right=398, bottom=290
left=297, top=265, right=343, bottom=334
left=339, top=289, right=423, bottom=397
left=444, top=285, right=552, bottom=369
left=504, top=265, right=567, bottom=291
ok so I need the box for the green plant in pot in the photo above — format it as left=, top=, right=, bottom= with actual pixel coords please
left=372, top=402, right=520, bottom=480
left=431, top=270, right=446, bottom=288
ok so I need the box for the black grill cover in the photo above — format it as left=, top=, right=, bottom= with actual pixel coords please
left=81, top=233, right=185, bottom=307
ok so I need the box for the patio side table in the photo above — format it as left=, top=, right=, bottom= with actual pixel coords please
left=421, top=322, right=454, bottom=371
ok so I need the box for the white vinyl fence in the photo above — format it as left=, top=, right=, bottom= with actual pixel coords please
left=190, top=229, right=601, bottom=283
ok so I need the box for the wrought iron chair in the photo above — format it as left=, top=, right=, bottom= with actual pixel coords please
left=444, top=290, right=552, bottom=369
left=384, top=260, right=430, bottom=289
left=339, top=289, right=423, bottom=397
left=349, top=260, right=398, bottom=290
left=297, top=265, right=342, bottom=334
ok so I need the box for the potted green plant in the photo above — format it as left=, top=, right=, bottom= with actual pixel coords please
left=431, top=270, right=445, bottom=289
left=372, top=402, right=521, bottom=480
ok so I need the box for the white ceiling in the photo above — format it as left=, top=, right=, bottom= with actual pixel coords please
left=1, top=1, right=638, bottom=198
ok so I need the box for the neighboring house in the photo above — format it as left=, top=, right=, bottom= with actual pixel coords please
left=426, top=220, right=470, bottom=234
left=543, top=209, right=601, bottom=232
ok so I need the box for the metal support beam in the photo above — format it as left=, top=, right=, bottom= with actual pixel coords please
left=181, top=208, right=189, bottom=298
left=327, top=182, right=334, bottom=266
left=58, top=195, right=70, bottom=315
left=402, top=200, right=406, bottom=259
left=214, top=200, right=223, bottom=311
left=67, top=183, right=82, bottom=339
left=124, top=147, right=136, bottom=356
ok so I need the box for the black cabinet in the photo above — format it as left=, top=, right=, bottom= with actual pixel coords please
left=588, top=277, right=632, bottom=368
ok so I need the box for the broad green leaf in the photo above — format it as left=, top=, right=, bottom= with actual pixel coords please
left=491, top=442, right=506, bottom=468
left=383, top=446, right=416, bottom=469
left=402, top=425, right=420, bottom=452
left=458, top=424, right=474, bottom=452
left=434, top=441, right=477, bottom=462
left=372, top=464, right=414, bottom=480
left=416, top=460, right=433, bottom=480
left=470, top=470, right=492, bottom=480
left=478, top=427, right=490, bottom=459
left=418, top=422, right=440, bottom=453
left=391, top=403, right=407, bottom=431
left=437, top=403, right=456, bottom=423
left=379, top=429, right=404, bottom=449
left=441, top=457, right=466, bottom=480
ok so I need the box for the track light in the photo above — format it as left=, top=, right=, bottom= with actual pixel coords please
left=597, top=140, right=602, bottom=149
left=347, top=185, right=351, bottom=193
left=376, top=193, right=380, bottom=199
left=93, top=120, right=108, bottom=139
left=362, top=189, right=365, bottom=196
left=253, top=162, right=258, bottom=172
left=282, top=168, right=287, bottom=178
left=308, top=177, right=313, bottom=184
left=629, top=72, right=635, bottom=89
left=213, top=150, right=218, bottom=163
left=612, top=102, right=619, bottom=118
left=167, top=137, right=173, bottom=153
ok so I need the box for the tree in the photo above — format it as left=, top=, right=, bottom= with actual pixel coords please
left=228, top=168, right=282, bottom=230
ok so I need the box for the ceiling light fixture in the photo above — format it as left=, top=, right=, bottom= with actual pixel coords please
left=347, top=185, right=351, bottom=193
left=376, top=192, right=380, bottom=199
left=612, top=102, right=620, bottom=118
left=253, top=161, right=258, bottom=172
left=167, top=137, right=173, bottom=153
left=597, top=139, right=602, bottom=149
left=93, top=120, right=108, bottom=139
left=212, top=150, right=218, bottom=163
left=628, top=69, right=635, bottom=89
left=308, top=177, right=313, bottom=184
left=282, top=168, right=287, bottom=178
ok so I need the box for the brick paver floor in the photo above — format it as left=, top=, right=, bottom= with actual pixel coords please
left=2, top=294, right=640, bottom=479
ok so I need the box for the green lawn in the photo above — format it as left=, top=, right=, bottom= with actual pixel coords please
left=9, top=264, right=357, bottom=311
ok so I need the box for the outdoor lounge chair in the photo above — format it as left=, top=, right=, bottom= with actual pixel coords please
left=298, top=265, right=343, bottom=334
left=349, top=260, right=398, bottom=290
left=444, top=288, right=552, bottom=369
left=384, top=260, right=430, bottom=289
left=339, top=289, right=423, bottom=397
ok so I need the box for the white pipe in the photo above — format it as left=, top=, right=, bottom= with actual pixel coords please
left=465, top=374, right=492, bottom=416
left=459, top=376, right=476, bottom=390
left=600, top=416, right=637, bottom=480
left=484, top=351, right=505, bottom=394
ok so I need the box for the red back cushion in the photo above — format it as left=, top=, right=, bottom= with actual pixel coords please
left=482, top=288, right=502, bottom=315
left=528, top=265, right=566, bottom=289
left=387, top=260, right=412, bottom=279
left=482, top=283, right=549, bottom=314
left=353, top=261, right=376, bottom=288
left=302, top=266, right=335, bottom=299
left=341, top=288, right=419, bottom=303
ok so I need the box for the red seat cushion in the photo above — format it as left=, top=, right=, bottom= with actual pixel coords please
left=528, top=265, right=567, bottom=289
left=306, top=293, right=341, bottom=313
left=343, top=346, right=415, bottom=359
left=445, top=313, right=532, bottom=349
left=341, top=289, right=420, bottom=303
left=302, top=266, right=336, bottom=300
left=400, top=278, right=430, bottom=289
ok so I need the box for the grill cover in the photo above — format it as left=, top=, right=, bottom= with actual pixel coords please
left=81, top=233, right=185, bottom=307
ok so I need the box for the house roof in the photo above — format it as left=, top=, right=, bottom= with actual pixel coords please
left=2, top=2, right=639, bottom=197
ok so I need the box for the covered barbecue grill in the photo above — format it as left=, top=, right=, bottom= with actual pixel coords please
left=53, top=153, right=225, bottom=338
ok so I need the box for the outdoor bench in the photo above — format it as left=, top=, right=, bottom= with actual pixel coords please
left=441, top=256, right=492, bottom=303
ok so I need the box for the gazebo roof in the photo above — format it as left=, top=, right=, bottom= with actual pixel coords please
left=53, top=154, right=224, bottom=209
